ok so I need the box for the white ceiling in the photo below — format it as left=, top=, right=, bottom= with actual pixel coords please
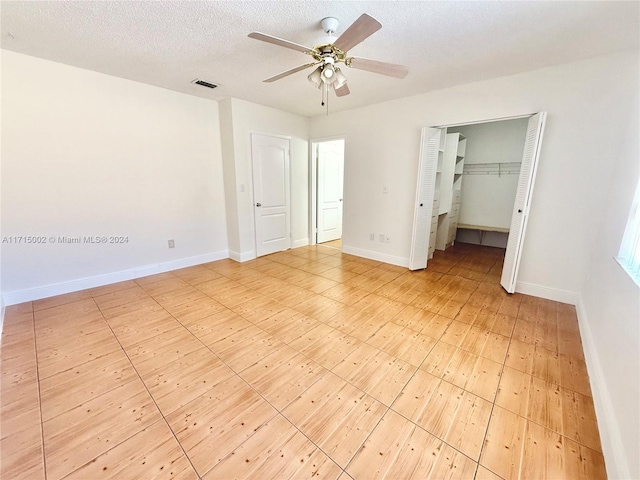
left=2, top=1, right=638, bottom=118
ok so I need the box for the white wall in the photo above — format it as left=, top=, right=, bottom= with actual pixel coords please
left=1, top=50, right=228, bottom=303
left=580, top=82, right=639, bottom=479
left=449, top=119, right=528, bottom=229
left=309, top=52, right=640, bottom=479
left=309, top=52, right=637, bottom=295
left=219, top=98, right=309, bottom=260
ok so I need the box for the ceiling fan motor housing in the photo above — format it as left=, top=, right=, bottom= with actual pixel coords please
left=321, top=17, right=339, bottom=35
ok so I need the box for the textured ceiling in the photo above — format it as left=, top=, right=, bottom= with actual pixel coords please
left=1, top=1, right=639, bottom=118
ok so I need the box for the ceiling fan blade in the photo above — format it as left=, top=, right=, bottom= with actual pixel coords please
left=335, top=83, right=350, bottom=97
left=248, top=32, right=314, bottom=54
left=348, top=57, right=409, bottom=78
left=263, top=62, right=318, bottom=83
left=333, top=14, right=382, bottom=52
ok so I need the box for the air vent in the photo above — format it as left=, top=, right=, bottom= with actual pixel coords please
left=191, top=79, right=219, bottom=89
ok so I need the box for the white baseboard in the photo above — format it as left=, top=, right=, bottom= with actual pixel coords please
left=514, top=281, right=580, bottom=305
left=228, top=250, right=256, bottom=262
left=575, top=295, right=631, bottom=480
left=342, top=245, right=409, bottom=268
left=515, top=284, right=631, bottom=478
left=292, top=238, right=310, bottom=249
left=2, top=250, right=229, bottom=306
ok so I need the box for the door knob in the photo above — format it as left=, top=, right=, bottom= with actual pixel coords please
left=339, top=199, right=343, bottom=202
left=256, top=203, right=262, bottom=207
left=420, top=203, right=424, bottom=207
left=518, top=209, right=522, bottom=213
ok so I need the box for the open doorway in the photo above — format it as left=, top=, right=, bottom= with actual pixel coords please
left=409, top=113, right=546, bottom=293
left=310, top=138, right=345, bottom=249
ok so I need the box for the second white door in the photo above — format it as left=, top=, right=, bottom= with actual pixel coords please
left=251, top=133, right=291, bottom=257
left=317, top=140, right=345, bottom=244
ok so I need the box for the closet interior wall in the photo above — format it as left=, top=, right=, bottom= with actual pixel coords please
left=448, top=119, right=529, bottom=248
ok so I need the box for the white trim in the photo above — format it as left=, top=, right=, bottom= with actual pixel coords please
left=309, top=134, right=348, bottom=143
left=0, top=296, right=5, bottom=337
left=1, top=250, right=228, bottom=306
left=433, top=113, right=536, bottom=129
left=310, top=136, right=347, bottom=246
left=292, top=238, right=310, bottom=249
left=248, top=130, right=292, bottom=141
left=615, top=256, right=640, bottom=288
left=309, top=141, right=318, bottom=245
left=514, top=281, right=580, bottom=305
left=341, top=245, right=409, bottom=268
left=228, top=250, right=256, bottom=262
left=575, top=295, right=631, bottom=480
left=616, top=179, right=640, bottom=287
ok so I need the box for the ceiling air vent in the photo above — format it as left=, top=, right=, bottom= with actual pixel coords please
left=191, top=79, right=219, bottom=89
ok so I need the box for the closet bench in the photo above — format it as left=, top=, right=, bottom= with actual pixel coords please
left=457, top=224, right=509, bottom=246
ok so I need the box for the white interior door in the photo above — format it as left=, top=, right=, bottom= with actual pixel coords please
left=409, top=127, right=442, bottom=270
left=501, top=112, right=547, bottom=292
left=317, top=140, right=345, bottom=244
left=251, top=133, right=291, bottom=257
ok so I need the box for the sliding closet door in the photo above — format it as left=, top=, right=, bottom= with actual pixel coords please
left=501, top=112, right=547, bottom=292
left=409, top=127, right=441, bottom=270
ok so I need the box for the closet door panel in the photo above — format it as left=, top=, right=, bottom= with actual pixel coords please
left=409, top=127, right=442, bottom=270
left=500, top=112, right=547, bottom=293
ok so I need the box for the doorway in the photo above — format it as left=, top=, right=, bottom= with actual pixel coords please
left=409, top=113, right=546, bottom=293
left=311, top=138, right=345, bottom=247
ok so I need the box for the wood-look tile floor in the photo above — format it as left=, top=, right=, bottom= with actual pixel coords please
left=320, top=238, right=342, bottom=250
left=0, top=243, right=606, bottom=479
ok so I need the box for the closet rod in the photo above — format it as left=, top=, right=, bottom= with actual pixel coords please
left=462, top=162, right=521, bottom=177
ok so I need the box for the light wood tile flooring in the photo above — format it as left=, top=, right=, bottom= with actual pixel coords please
left=1, top=243, right=605, bottom=479
left=320, top=238, right=342, bottom=250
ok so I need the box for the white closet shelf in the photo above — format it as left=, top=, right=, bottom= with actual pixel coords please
left=458, top=223, right=510, bottom=233
left=462, top=162, right=521, bottom=176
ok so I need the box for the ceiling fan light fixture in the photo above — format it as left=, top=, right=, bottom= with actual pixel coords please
left=321, top=64, right=337, bottom=83
left=307, top=66, right=323, bottom=88
left=334, top=68, right=347, bottom=89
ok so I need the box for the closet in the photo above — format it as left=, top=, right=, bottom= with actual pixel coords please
left=428, top=119, right=529, bottom=255
left=409, top=113, right=547, bottom=294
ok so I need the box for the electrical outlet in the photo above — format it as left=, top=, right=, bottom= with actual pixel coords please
left=369, top=233, right=375, bottom=241
left=385, top=235, right=391, bottom=243
left=168, top=239, right=175, bottom=248
left=379, top=234, right=385, bottom=242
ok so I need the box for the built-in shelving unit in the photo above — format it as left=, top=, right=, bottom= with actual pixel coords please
left=435, top=133, right=466, bottom=251
left=427, top=129, right=447, bottom=259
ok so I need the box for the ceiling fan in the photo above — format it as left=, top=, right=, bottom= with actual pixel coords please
left=248, top=14, right=408, bottom=105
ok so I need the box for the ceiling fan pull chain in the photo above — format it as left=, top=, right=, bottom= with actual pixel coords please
left=326, top=84, right=330, bottom=116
